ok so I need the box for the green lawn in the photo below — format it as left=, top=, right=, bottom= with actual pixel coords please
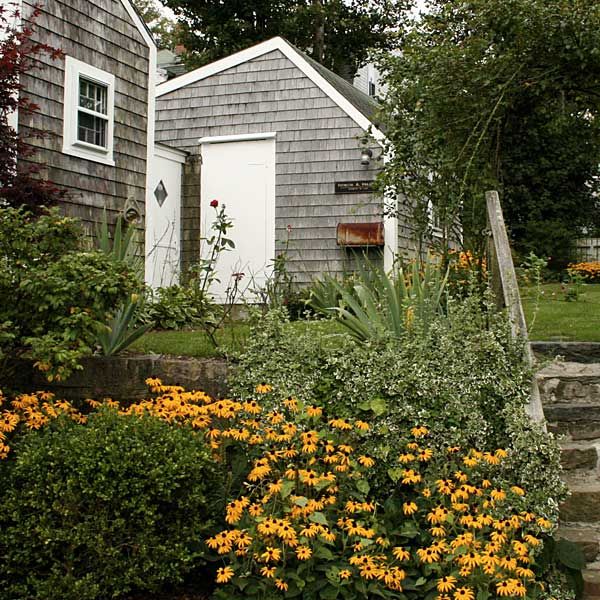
left=522, top=283, right=600, bottom=341
left=130, top=284, right=600, bottom=357
left=130, top=319, right=344, bottom=358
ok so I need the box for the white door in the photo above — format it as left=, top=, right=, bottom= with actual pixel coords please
left=146, top=144, right=185, bottom=288
left=200, top=136, right=276, bottom=301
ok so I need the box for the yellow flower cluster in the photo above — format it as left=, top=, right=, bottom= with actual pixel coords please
left=0, top=390, right=87, bottom=458
left=451, top=250, right=486, bottom=273
left=385, top=433, right=552, bottom=600
left=187, top=389, right=551, bottom=598
left=1, top=380, right=553, bottom=600
left=568, top=261, right=600, bottom=282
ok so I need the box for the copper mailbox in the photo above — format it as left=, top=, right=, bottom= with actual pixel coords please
left=336, top=222, right=385, bottom=247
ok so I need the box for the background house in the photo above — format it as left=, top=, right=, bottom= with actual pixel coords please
left=151, top=37, right=417, bottom=295
left=17, top=0, right=156, bottom=237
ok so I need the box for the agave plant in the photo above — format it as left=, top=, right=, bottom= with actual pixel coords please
left=96, top=296, right=152, bottom=356
left=326, top=256, right=449, bottom=342
left=307, top=273, right=344, bottom=317
left=96, top=210, right=143, bottom=277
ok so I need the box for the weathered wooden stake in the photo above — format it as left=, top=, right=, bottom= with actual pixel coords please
left=485, top=190, right=546, bottom=426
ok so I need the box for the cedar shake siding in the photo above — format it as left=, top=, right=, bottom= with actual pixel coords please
left=19, top=0, right=151, bottom=233
left=155, top=49, right=400, bottom=285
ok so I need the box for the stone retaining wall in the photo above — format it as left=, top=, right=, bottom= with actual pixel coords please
left=6, top=355, right=230, bottom=404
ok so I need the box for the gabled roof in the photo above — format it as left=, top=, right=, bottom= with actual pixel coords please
left=156, top=37, right=385, bottom=144
left=292, top=45, right=380, bottom=126
left=120, top=0, right=157, bottom=49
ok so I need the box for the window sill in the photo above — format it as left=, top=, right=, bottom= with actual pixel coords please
left=62, top=142, right=115, bottom=166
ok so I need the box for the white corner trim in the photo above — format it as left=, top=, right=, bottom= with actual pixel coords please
left=120, top=0, right=156, bottom=49
left=4, top=0, right=21, bottom=133
left=198, top=132, right=277, bottom=145
left=157, top=37, right=386, bottom=145
left=382, top=152, right=398, bottom=272
left=144, top=41, right=158, bottom=281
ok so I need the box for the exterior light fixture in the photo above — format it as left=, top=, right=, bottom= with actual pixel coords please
left=360, top=147, right=373, bottom=166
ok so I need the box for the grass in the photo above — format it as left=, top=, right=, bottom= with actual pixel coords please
left=130, top=319, right=344, bottom=358
left=130, top=283, right=600, bottom=357
left=522, top=283, right=600, bottom=342
left=130, top=323, right=250, bottom=358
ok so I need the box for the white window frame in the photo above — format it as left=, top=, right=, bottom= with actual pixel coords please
left=62, top=56, right=115, bottom=166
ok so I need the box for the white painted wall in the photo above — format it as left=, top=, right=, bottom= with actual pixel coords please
left=2, top=0, right=21, bottom=132
left=145, top=143, right=186, bottom=288
left=199, top=134, right=276, bottom=302
left=353, top=62, right=387, bottom=99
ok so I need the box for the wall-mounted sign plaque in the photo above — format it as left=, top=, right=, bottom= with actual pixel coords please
left=334, top=180, right=374, bottom=194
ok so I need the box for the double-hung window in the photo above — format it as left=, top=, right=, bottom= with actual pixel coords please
left=63, top=56, right=115, bottom=165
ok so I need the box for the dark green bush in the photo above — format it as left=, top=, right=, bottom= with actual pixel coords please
left=0, top=409, right=222, bottom=600
left=0, top=207, right=139, bottom=380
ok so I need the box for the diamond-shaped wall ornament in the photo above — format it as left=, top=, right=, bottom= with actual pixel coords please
left=154, top=180, right=168, bottom=207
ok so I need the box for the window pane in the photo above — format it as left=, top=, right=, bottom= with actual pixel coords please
left=79, top=77, right=107, bottom=114
left=77, top=111, right=107, bottom=147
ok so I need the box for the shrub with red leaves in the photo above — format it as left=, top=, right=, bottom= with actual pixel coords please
left=0, top=3, right=66, bottom=214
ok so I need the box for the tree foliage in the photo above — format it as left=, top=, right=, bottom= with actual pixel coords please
left=131, top=0, right=181, bottom=48
left=0, top=3, right=66, bottom=213
left=378, top=0, right=600, bottom=266
left=158, top=0, right=406, bottom=77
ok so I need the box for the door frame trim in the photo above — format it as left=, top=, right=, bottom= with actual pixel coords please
left=199, top=132, right=277, bottom=145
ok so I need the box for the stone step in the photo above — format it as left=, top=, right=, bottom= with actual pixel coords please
left=537, top=362, right=600, bottom=404
left=584, top=563, right=600, bottom=599
left=532, top=342, right=600, bottom=364
left=545, top=404, right=600, bottom=440
left=560, top=479, right=600, bottom=522
left=561, top=442, right=599, bottom=471
left=558, top=526, right=600, bottom=563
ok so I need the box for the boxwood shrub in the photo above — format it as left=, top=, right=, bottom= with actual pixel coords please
left=0, top=408, right=222, bottom=600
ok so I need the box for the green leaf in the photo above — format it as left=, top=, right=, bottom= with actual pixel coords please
left=309, top=512, right=328, bottom=526
left=280, top=479, right=295, bottom=498
left=320, top=585, right=339, bottom=600
left=388, top=467, right=403, bottom=483
left=555, top=538, right=586, bottom=571
left=370, top=397, right=388, bottom=416
left=400, top=521, right=419, bottom=538
left=314, top=545, right=335, bottom=560
left=356, top=478, right=370, bottom=495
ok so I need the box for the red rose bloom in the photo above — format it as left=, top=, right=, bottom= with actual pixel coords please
left=210, top=199, right=218, bottom=208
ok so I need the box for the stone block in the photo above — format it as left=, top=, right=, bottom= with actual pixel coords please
left=585, top=569, right=600, bottom=598
left=558, top=527, right=600, bottom=562
left=544, top=404, right=600, bottom=424
left=561, top=488, right=600, bottom=523
left=571, top=423, right=600, bottom=441
left=563, top=380, right=587, bottom=399
left=561, top=447, right=598, bottom=470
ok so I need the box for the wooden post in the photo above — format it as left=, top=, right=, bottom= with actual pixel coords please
left=485, top=191, right=546, bottom=426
